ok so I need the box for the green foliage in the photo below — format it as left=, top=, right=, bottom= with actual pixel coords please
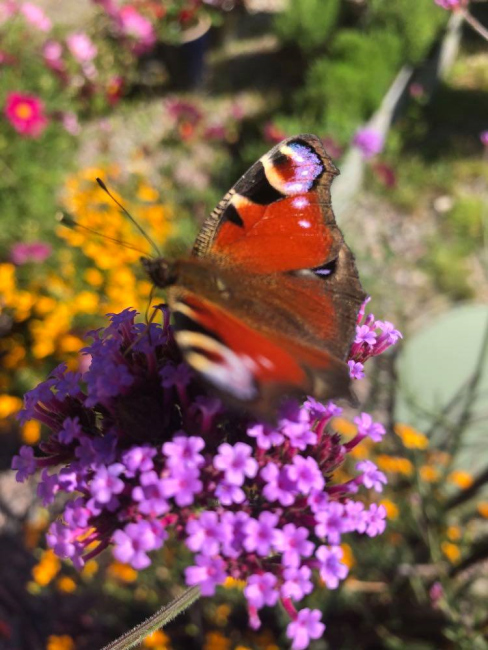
left=274, top=0, right=340, bottom=52
left=301, top=30, right=402, bottom=141
left=445, top=195, right=484, bottom=250
left=368, top=0, right=447, bottom=64
left=424, top=242, right=475, bottom=300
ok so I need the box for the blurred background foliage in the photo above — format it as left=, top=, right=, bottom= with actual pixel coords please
left=1, top=0, right=488, bottom=648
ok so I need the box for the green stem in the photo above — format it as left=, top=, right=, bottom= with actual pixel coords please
left=100, top=586, right=201, bottom=650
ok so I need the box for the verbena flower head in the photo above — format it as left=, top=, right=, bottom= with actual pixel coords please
left=13, top=302, right=400, bottom=649
left=4, top=92, right=49, bottom=138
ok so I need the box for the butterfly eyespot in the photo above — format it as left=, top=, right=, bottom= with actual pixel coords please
left=313, top=258, right=338, bottom=278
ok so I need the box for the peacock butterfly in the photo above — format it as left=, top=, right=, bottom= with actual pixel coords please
left=142, top=134, right=365, bottom=416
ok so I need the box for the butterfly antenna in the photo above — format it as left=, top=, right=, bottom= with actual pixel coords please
left=57, top=212, right=150, bottom=257
left=96, top=177, right=162, bottom=258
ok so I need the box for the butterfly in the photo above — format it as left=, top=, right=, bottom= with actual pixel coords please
left=142, top=134, right=365, bottom=416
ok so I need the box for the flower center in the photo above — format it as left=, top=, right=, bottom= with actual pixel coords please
left=15, top=103, right=34, bottom=120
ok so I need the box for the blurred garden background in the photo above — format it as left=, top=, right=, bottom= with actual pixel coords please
left=1, top=0, right=488, bottom=648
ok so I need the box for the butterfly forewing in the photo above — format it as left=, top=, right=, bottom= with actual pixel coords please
left=151, top=134, right=365, bottom=413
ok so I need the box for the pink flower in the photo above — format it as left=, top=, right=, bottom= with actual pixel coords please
left=287, top=609, right=325, bottom=650
left=43, top=40, right=64, bottom=70
left=66, top=32, right=98, bottom=63
left=480, top=131, right=488, bottom=147
left=118, top=6, right=156, bottom=54
left=434, top=0, right=464, bottom=9
left=20, top=3, right=51, bottom=31
left=0, top=1, right=16, bottom=26
left=353, top=128, right=384, bottom=159
left=4, top=92, right=49, bottom=138
left=10, top=241, right=52, bottom=265
left=61, top=112, right=80, bottom=136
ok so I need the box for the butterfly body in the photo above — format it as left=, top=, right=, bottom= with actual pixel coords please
left=143, top=134, right=365, bottom=415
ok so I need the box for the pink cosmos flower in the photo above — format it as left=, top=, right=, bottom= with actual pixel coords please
left=0, top=1, right=16, bottom=26
left=43, top=40, right=64, bottom=70
left=10, top=241, right=52, bottom=265
left=66, top=32, right=98, bottom=63
left=480, top=131, right=488, bottom=147
left=4, top=92, right=49, bottom=137
left=20, top=3, right=51, bottom=31
left=353, top=128, right=384, bottom=159
left=117, top=5, right=156, bottom=54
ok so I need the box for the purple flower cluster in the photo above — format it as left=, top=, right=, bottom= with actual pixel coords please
left=13, top=302, right=400, bottom=650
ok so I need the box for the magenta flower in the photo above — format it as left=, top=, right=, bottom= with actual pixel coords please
left=10, top=241, right=52, bottom=264
left=117, top=6, right=156, bottom=54
left=20, top=2, right=51, bottom=31
left=185, top=555, right=227, bottom=596
left=481, top=131, right=488, bottom=147
left=214, top=442, right=258, bottom=485
left=434, top=0, right=464, bottom=9
left=287, top=608, right=325, bottom=650
left=315, top=545, right=349, bottom=589
left=353, top=128, right=384, bottom=159
left=348, top=360, right=365, bottom=379
left=13, top=302, right=402, bottom=649
left=4, top=93, right=48, bottom=138
left=354, top=413, right=386, bottom=443
left=244, top=573, right=279, bottom=609
left=66, top=32, right=98, bottom=62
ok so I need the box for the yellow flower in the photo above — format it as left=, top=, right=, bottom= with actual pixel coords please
left=84, top=268, right=104, bottom=287
left=332, top=416, right=357, bottom=439
left=420, top=465, right=440, bottom=483
left=137, top=184, right=160, bottom=202
left=441, top=541, right=461, bottom=564
left=72, top=290, right=99, bottom=314
left=0, top=394, right=22, bottom=418
left=107, top=561, right=138, bottom=582
left=448, top=470, right=473, bottom=489
left=348, top=439, right=373, bottom=460
left=214, top=604, right=231, bottom=626
left=203, top=632, right=231, bottom=650
left=81, top=559, right=99, bottom=578
left=380, top=498, right=399, bottom=520
left=32, top=549, right=61, bottom=586
left=376, top=454, right=413, bottom=476
left=223, top=576, right=246, bottom=590
left=341, top=543, right=355, bottom=568
left=22, top=420, right=41, bottom=444
left=394, top=423, right=429, bottom=450
left=56, top=576, right=77, bottom=593
left=46, top=635, right=75, bottom=650
left=477, top=502, right=488, bottom=518
left=143, top=630, right=171, bottom=649
left=35, top=296, right=58, bottom=316
left=58, top=334, right=84, bottom=354
left=447, top=526, right=462, bottom=541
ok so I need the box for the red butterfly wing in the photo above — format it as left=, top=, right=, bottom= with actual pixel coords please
left=193, top=134, right=342, bottom=274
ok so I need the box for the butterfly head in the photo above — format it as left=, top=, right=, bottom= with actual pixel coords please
left=141, top=256, right=178, bottom=289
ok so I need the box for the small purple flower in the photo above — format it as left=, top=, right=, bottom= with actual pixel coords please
left=353, top=128, right=384, bottom=159
left=215, top=480, right=246, bottom=505
left=221, top=511, right=250, bottom=558
left=287, top=608, right=325, bottom=650
left=244, top=511, right=279, bottom=556
left=348, top=360, right=365, bottom=380
left=58, top=416, right=82, bottom=445
left=315, top=501, right=347, bottom=545
left=261, top=462, right=297, bottom=506
left=356, top=460, right=387, bottom=492
left=12, top=445, right=37, bottom=482
left=315, top=545, right=349, bottom=589
left=307, top=489, right=329, bottom=514
left=162, top=435, right=205, bottom=469
left=434, top=0, right=463, bottom=9
left=355, top=325, right=377, bottom=347
left=481, top=131, right=488, bottom=147
left=214, top=442, right=258, bottom=486
left=281, top=565, right=314, bottom=601
left=274, top=524, right=314, bottom=567
left=280, top=401, right=316, bottom=450
left=364, top=503, right=387, bottom=537
left=37, top=469, right=59, bottom=506
left=185, top=554, right=227, bottom=596
left=186, top=512, right=225, bottom=556
left=289, top=455, right=325, bottom=495
left=90, top=463, right=125, bottom=504
left=162, top=466, right=202, bottom=507
left=354, top=413, right=386, bottom=443
left=121, top=445, right=156, bottom=476
left=244, top=572, right=279, bottom=609
left=343, top=500, right=367, bottom=533
left=132, top=471, right=169, bottom=516
left=246, top=422, right=284, bottom=450
left=113, top=520, right=166, bottom=570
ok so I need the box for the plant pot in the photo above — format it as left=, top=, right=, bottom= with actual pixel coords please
left=160, top=15, right=212, bottom=90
